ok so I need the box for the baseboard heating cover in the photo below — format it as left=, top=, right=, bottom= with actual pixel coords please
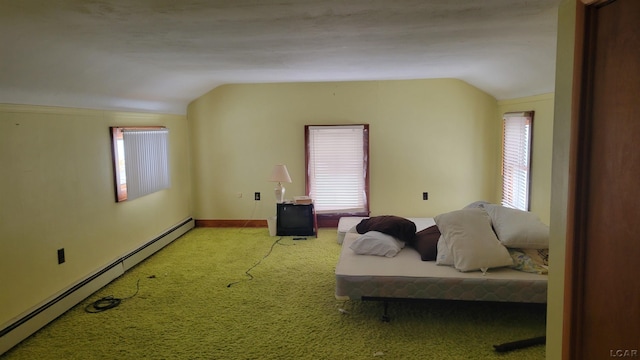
left=0, top=217, right=194, bottom=355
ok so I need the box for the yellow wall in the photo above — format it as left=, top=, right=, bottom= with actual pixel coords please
left=0, top=72, right=560, bottom=351
left=0, top=105, right=192, bottom=326
left=546, top=0, right=577, bottom=358
left=497, top=93, right=555, bottom=225
left=187, top=79, right=503, bottom=221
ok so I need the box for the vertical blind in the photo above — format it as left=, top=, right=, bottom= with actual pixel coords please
left=307, top=125, right=367, bottom=213
left=501, top=112, right=533, bottom=211
left=122, top=128, right=171, bottom=201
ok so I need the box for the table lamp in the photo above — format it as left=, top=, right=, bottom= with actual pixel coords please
left=269, top=164, right=292, bottom=203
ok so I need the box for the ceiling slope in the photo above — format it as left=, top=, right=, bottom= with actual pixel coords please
left=0, top=0, right=560, bottom=114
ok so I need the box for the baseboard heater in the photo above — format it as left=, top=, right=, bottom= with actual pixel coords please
left=0, top=217, right=194, bottom=355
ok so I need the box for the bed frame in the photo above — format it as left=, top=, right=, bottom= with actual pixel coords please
left=335, top=225, right=548, bottom=321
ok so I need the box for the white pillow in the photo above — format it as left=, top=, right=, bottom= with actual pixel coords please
left=434, top=209, right=513, bottom=272
left=435, top=235, right=454, bottom=266
left=349, top=231, right=405, bottom=257
left=483, top=204, right=549, bottom=249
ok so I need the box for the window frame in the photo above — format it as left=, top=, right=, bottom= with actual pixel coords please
left=110, top=126, right=170, bottom=202
left=111, top=127, right=127, bottom=202
left=304, top=124, right=370, bottom=226
left=500, top=111, right=534, bottom=211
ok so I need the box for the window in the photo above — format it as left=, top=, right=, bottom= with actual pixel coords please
left=501, top=112, right=534, bottom=211
left=110, top=127, right=171, bottom=202
left=305, top=125, right=369, bottom=218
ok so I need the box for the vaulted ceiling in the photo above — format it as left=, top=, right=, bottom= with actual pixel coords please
left=0, top=0, right=560, bottom=115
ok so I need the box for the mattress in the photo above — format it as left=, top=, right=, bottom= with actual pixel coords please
left=335, top=232, right=547, bottom=303
left=336, top=217, right=436, bottom=244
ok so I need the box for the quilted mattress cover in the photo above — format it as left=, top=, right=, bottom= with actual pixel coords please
left=335, top=232, right=547, bottom=303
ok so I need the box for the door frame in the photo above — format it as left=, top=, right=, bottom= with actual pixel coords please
left=563, top=1, right=625, bottom=359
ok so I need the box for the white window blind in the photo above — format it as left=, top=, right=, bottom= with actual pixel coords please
left=306, top=125, right=367, bottom=214
left=501, top=112, right=533, bottom=211
left=121, top=128, right=171, bottom=201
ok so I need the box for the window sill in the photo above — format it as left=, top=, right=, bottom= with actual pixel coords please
left=317, top=212, right=370, bottom=227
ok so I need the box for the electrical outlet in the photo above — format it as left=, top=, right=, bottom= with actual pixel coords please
left=254, top=192, right=261, bottom=201
left=57, top=248, right=65, bottom=264
left=422, top=192, right=429, bottom=200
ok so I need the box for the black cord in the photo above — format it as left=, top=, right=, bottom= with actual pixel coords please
left=493, top=336, right=546, bottom=352
left=227, top=236, right=289, bottom=287
left=238, top=200, right=259, bottom=232
left=85, top=279, right=141, bottom=313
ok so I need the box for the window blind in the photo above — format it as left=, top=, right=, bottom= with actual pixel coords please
left=122, top=128, right=171, bottom=201
left=501, top=112, right=533, bottom=211
left=306, top=125, right=367, bottom=213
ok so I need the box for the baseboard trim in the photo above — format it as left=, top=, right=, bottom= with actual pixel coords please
left=0, top=217, right=194, bottom=355
left=122, top=218, right=194, bottom=271
left=0, top=263, right=125, bottom=356
left=194, top=219, right=338, bottom=228
left=195, top=219, right=267, bottom=227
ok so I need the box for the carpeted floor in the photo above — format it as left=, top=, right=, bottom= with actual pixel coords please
left=1, top=228, right=546, bottom=359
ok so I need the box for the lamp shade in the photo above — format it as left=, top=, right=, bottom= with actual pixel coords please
left=269, top=164, right=292, bottom=183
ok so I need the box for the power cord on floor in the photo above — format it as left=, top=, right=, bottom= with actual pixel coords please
left=238, top=200, right=260, bottom=233
left=493, top=335, right=546, bottom=352
left=84, top=279, right=141, bottom=313
left=226, top=236, right=290, bottom=288
left=337, top=300, right=351, bottom=315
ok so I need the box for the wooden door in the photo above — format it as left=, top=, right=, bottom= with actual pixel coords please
left=565, top=0, right=640, bottom=358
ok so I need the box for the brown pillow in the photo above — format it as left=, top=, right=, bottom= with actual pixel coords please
left=355, top=216, right=417, bottom=243
left=413, top=225, right=441, bottom=261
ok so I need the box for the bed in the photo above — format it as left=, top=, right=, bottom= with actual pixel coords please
left=334, top=205, right=549, bottom=320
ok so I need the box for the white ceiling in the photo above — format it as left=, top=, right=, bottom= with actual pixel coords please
left=0, top=0, right=560, bottom=115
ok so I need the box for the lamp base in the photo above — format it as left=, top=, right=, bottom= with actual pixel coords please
left=274, top=182, right=286, bottom=203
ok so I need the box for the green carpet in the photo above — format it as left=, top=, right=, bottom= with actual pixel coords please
left=1, top=228, right=546, bottom=359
